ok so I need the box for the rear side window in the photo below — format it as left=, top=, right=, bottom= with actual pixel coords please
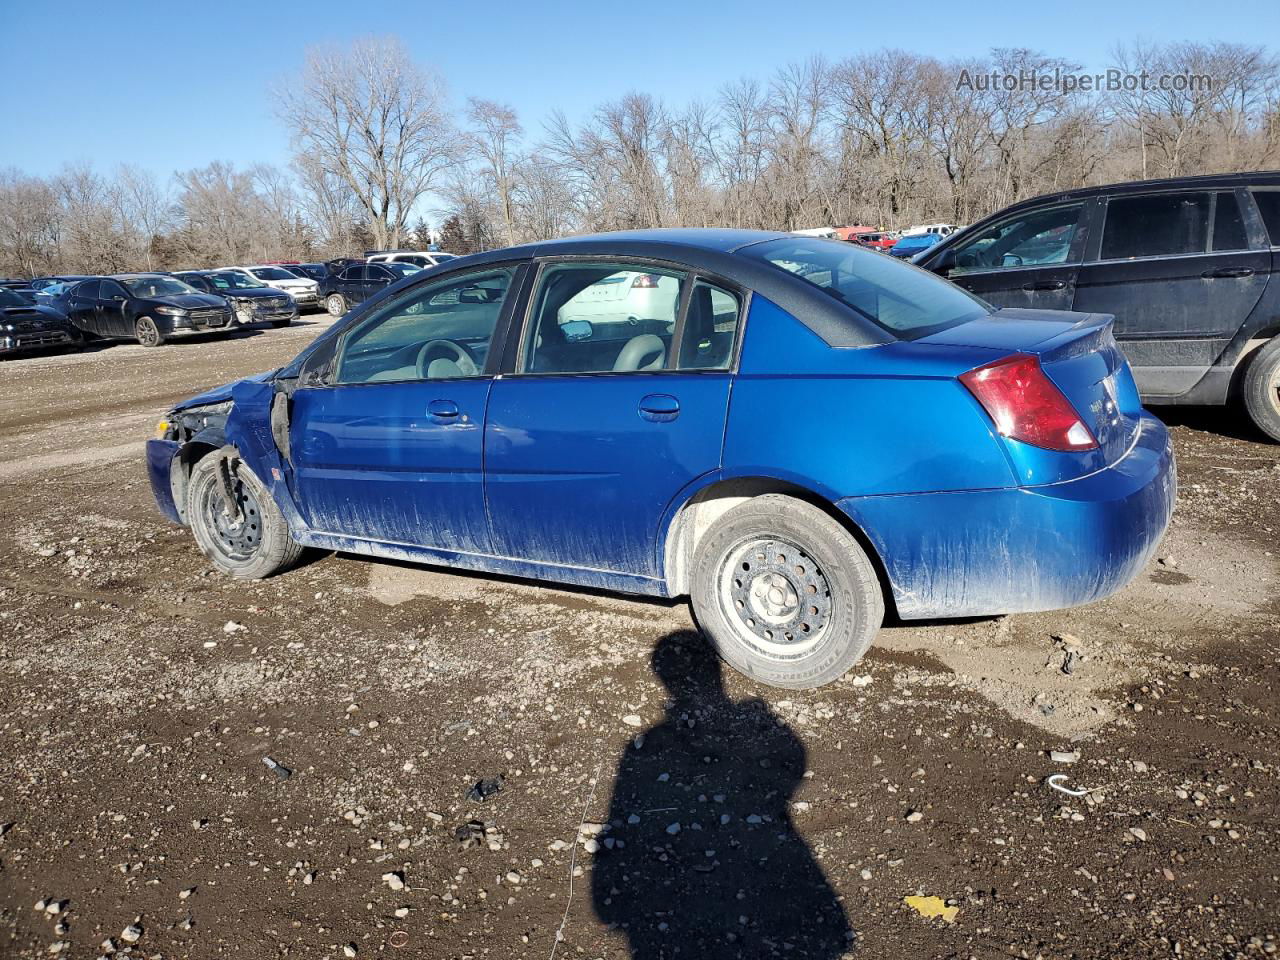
left=1101, top=192, right=1210, bottom=259
left=678, top=281, right=741, bottom=370
left=1253, top=190, right=1280, bottom=246
left=1211, top=192, right=1249, bottom=252
left=739, top=238, right=989, bottom=341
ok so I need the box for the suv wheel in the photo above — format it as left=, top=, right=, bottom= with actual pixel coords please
left=326, top=294, right=347, bottom=317
left=135, top=316, right=165, bottom=347
left=689, top=494, right=884, bottom=689
left=1243, top=337, right=1280, bottom=442
left=187, top=450, right=303, bottom=579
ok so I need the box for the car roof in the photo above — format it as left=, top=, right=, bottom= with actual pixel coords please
left=985, top=169, right=1280, bottom=217
left=109, top=273, right=170, bottom=280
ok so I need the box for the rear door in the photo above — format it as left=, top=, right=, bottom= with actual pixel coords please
left=930, top=201, right=1088, bottom=311
left=1072, top=188, right=1270, bottom=399
left=483, top=261, right=742, bottom=578
left=288, top=264, right=524, bottom=553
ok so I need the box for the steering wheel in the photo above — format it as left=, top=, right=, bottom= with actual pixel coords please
left=415, top=339, right=478, bottom=379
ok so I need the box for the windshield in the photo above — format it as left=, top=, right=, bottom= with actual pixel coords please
left=205, top=271, right=267, bottom=290
left=252, top=267, right=300, bottom=281
left=123, top=276, right=199, bottom=298
left=740, top=237, right=989, bottom=341
left=0, top=288, right=26, bottom=307
left=384, top=262, right=423, bottom=277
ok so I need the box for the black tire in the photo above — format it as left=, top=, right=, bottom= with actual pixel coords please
left=690, top=494, right=884, bottom=689
left=135, top=316, right=165, bottom=347
left=325, top=294, right=347, bottom=318
left=1243, top=337, right=1280, bottom=442
left=186, top=451, right=303, bottom=579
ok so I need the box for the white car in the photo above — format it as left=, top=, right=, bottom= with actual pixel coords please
left=366, top=250, right=460, bottom=269
left=558, top=269, right=681, bottom=330
left=227, top=265, right=319, bottom=307
left=901, top=223, right=958, bottom=238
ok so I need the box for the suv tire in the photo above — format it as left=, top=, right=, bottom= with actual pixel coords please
left=1243, top=337, right=1280, bottom=442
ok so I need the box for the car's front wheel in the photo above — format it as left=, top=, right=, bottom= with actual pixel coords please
left=325, top=294, right=347, bottom=317
left=690, top=494, right=884, bottom=689
left=1243, top=337, right=1280, bottom=442
left=186, top=450, right=303, bottom=579
left=135, top=316, right=165, bottom=347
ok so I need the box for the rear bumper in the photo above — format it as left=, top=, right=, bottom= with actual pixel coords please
left=146, top=438, right=183, bottom=524
left=837, top=412, right=1176, bottom=619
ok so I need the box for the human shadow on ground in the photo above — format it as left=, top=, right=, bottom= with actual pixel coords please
left=591, top=631, right=853, bottom=959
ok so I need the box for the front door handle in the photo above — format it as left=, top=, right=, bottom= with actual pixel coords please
left=638, top=394, right=680, bottom=422
left=427, top=399, right=460, bottom=422
left=1022, top=279, right=1067, bottom=291
left=1202, top=267, right=1254, bottom=279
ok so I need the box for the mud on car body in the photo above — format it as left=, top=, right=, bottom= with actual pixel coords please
left=148, top=228, right=1176, bottom=689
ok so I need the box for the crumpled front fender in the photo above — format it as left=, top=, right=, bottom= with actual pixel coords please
left=224, top=379, right=309, bottom=536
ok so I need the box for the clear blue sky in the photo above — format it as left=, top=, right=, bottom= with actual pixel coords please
left=3, top=0, right=1278, bottom=182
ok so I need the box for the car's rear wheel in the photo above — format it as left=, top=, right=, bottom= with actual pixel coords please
left=135, top=316, right=165, bottom=347
left=326, top=294, right=347, bottom=317
left=186, top=450, right=303, bottom=579
left=689, top=494, right=884, bottom=689
left=1243, top=337, right=1280, bottom=443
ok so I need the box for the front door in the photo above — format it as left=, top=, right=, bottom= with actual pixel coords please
left=1073, top=189, right=1270, bottom=398
left=288, top=264, right=522, bottom=553
left=64, top=279, right=101, bottom=335
left=484, top=263, right=742, bottom=578
left=930, top=201, right=1087, bottom=311
left=97, top=279, right=132, bottom=337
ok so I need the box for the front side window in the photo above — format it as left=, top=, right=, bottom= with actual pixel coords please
left=522, top=263, right=686, bottom=374
left=340, top=266, right=365, bottom=282
left=740, top=238, right=989, bottom=341
left=335, top=267, right=516, bottom=384
left=1100, top=192, right=1210, bottom=260
left=951, top=204, right=1082, bottom=274
left=75, top=280, right=101, bottom=300
left=100, top=280, right=129, bottom=299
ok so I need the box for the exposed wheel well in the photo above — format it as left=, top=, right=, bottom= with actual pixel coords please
left=662, top=477, right=896, bottom=617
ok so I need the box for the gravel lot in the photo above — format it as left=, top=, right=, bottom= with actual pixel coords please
left=1, top=317, right=1277, bottom=960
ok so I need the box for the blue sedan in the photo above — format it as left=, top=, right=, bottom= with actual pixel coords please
left=145, top=229, right=1175, bottom=688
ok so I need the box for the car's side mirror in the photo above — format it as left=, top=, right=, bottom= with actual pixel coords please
left=561, top=320, right=593, bottom=342
left=930, top=248, right=956, bottom=275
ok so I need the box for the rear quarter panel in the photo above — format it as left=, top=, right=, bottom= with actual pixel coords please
left=724, top=297, right=1016, bottom=498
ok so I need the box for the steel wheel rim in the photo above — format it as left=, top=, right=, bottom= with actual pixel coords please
left=717, top=536, right=831, bottom=659
left=199, top=472, right=263, bottom=563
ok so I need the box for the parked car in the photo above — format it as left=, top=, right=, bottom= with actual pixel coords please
left=366, top=250, right=460, bottom=269
left=902, top=222, right=957, bottom=237
left=0, top=284, right=80, bottom=354
left=318, top=260, right=422, bottom=316
left=915, top=171, right=1280, bottom=440
left=55, top=274, right=234, bottom=346
left=29, top=275, right=93, bottom=292
left=173, top=270, right=296, bottom=327
left=280, top=263, right=327, bottom=282
left=556, top=268, right=683, bottom=337
left=849, top=231, right=898, bottom=253
left=226, top=265, right=319, bottom=308
left=146, top=229, right=1174, bottom=690
left=888, top=233, right=941, bottom=258
left=0, top=279, right=36, bottom=304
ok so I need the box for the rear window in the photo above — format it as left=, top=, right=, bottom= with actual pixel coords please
left=1253, top=190, right=1280, bottom=246
left=739, top=237, right=989, bottom=340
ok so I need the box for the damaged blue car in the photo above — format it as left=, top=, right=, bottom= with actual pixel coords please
left=146, top=229, right=1175, bottom=688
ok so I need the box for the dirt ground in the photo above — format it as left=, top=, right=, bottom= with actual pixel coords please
left=1, top=316, right=1277, bottom=960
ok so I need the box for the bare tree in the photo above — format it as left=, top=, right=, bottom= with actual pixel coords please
left=277, top=36, right=459, bottom=250
left=466, top=98, right=522, bottom=246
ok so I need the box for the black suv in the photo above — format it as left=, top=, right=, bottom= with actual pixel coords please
left=916, top=172, right=1280, bottom=440
left=56, top=274, right=235, bottom=347
left=319, top=261, right=422, bottom=317
left=173, top=270, right=297, bottom=328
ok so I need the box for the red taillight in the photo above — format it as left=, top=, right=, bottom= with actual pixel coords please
left=959, top=353, right=1097, bottom=452
left=630, top=273, right=660, bottom=289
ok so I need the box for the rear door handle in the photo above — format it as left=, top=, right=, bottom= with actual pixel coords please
left=1202, top=267, right=1254, bottom=279
left=427, top=399, right=460, bottom=422
left=638, top=394, right=680, bottom=422
left=1022, top=279, right=1067, bottom=291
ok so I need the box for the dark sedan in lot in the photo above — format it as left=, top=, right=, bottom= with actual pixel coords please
left=55, top=274, right=235, bottom=347
left=0, top=285, right=80, bottom=354
left=915, top=171, right=1280, bottom=441
left=319, top=260, right=422, bottom=316
left=173, top=270, right=296, bottom=327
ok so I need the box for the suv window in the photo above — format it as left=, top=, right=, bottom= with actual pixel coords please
left=1211, top=192, right=1249, bottom=252
left=75, top=280, right=101, bottom=299
left=678, top=281, right=741, bottom=370
left=340, top=266, right=364, bottom=282
left=1252, top=190, right=1280, bottom=246
left=1101, top=192, right=1210, bottom=260
left=950, top=204, right=1082, bottom=274
left=335, top=267, right=516, bottom=384
left=521, top=263, right=686, bottom=374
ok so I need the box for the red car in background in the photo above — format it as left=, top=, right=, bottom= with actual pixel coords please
left=848, top=230, right=898, bottom=252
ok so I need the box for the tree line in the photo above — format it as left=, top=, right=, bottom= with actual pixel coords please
left=2, top=36, right=1277, bottom=278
